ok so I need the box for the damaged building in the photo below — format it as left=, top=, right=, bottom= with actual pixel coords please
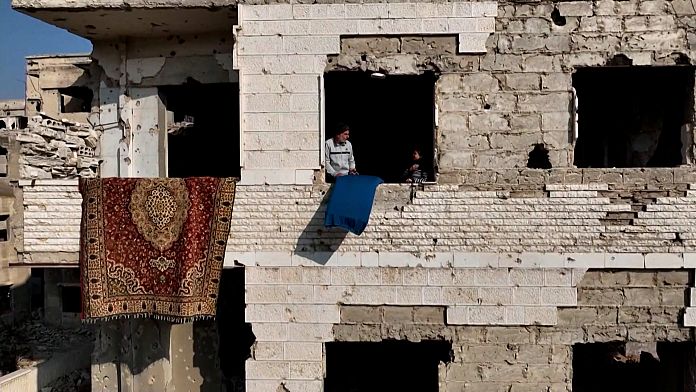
left=1, top=0, right=696, bottom=391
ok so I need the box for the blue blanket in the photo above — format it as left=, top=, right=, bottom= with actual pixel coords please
left=324, top=175, right=383, bottom=235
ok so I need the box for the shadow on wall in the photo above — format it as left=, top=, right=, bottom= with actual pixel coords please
left=294, top=186, right=349, bottom=265
left=92, top=318, right=173, bottom=390
left=91, top=268, right=255, bottom=392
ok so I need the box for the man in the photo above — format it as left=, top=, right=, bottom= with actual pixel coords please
left=325, top=123, right=356, bottom=180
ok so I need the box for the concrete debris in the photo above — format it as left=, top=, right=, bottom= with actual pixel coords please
left=45, top=368, right=90, bottom=392
left=12, top=113, right=100, bottom=179
left=167, top=120, right=195, bottom=135
left=0, top=313, right=93, bottom=377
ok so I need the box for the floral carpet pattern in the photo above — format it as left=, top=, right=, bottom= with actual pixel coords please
left=79, top=177, right=236, bottom=322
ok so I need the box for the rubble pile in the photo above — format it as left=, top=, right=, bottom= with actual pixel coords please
left=12, top=113, right=100, bottom=179
left=44, top=368, right=90, bottom=392
left=0, top=314, right=93, bottom=376
left=0, top=319, right=23, bottom=376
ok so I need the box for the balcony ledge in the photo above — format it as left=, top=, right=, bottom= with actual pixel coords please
left=12, top=0, right=236, bottom=39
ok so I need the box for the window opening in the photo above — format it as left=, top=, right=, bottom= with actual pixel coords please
left=324, top=72, right=438, bottom=183
left=159, top=82, right=240, bottom=178
left=59, top=86, right=93, bottom=113
left=573, top=342, right=696, bottom=392
left=573, top=66, right=695, bottom=168
left=325, top=340, right=451, bottom=392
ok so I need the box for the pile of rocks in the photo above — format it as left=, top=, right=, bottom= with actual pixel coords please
left=44, top=368, right=90, bottom=392
left=0, top=318, right=23, bottom=376
left=13, top=113, right=100, bottom=179
left=0, top=314, right=93, bottom=376
left=14, top=316, right=93, bottom=368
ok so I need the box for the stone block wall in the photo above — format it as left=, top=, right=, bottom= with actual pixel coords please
left=437, top=0, right=696, bottom=169
left=255, top=269, right=689, bottom=392
left=234, top=2, right=497, bottom=184
left=19, top=175, right=696, bottom=260
left=232, top=0, right=696, bottom=181
left=20, top=180, right=80, bottom=263
left=243, top=265, right=584, bottom=391
left=334, top=0, right=696, bottom=171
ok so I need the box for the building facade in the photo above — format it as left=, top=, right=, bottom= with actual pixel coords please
left=6, top=0, right=696, bottom=390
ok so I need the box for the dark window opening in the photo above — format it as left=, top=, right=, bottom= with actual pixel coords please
left=324, top=72, right=437, bottom=183
left=0, top=121, right=5, bottom=129
left=60, top=285, right=81, bottom=313
left=573, top=342, right=696, bottom=392
left=29, top=99, right=41, bottom=112
left=160, top=82, right=240, bottom=178
left=0, top=214, right=10, bottom=240
left=573, top=66, right=695, bottom=168
left=59, top=86, right=93, bottom=113
left=0, top=146, right=9, bottom=177
left=325, top=340, right=451, bottom=392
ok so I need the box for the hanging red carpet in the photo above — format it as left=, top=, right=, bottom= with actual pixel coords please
left=79, top=177, right=236, bottom=323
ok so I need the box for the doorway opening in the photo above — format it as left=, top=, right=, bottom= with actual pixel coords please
left=325, top=340, right=451, bottom=392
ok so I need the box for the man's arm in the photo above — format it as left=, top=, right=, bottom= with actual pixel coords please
left=325, top=141, right=337, bottom=177
left=348, top=143, right=356, bottom=172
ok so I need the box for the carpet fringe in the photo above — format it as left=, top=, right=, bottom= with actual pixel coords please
left=81, top=313, right=216, bottom=324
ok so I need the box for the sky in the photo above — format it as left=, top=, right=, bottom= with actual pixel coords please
left=0, top=0, right=92, bottom=100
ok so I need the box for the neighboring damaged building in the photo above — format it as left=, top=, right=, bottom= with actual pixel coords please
left=0, top=55, right=99, bottom=392
left=5, top=0, right=696, bottom=391
left=0, top=100, right=26, bottom=132
left=25, top=54, right=97, bottom=126
left=0, top=99, right=24, bottom=308
left=0, top=55, right=100, bottom=325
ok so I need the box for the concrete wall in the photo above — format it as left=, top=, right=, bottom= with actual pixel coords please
left=91, top=33, right=236, bottom=179
left=91, top=320, right=221, bottom=392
